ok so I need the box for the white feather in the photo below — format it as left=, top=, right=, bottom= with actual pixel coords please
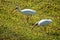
left=37, top=19, right=52, bottom=26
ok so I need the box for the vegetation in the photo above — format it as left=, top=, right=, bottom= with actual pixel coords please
left=0, top=0, right=60, bottom=40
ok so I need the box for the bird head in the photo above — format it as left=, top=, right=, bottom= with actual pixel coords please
left=15, top=5, right=20, bottom=9
left=34, top=22, right=38, bottom=26
left=11, top=5, right=20, bottom=13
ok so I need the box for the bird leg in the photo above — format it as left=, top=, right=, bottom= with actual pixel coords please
left=44, top=27, right=46, bottom=32
left=26, top=15, right=32, bottom=23
left=26, top=16, right=29, bottom=23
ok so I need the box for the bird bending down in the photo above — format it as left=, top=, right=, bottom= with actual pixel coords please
left=12, top=6, right=36, bottom=22
left=32, top=19, right=52, bottom=31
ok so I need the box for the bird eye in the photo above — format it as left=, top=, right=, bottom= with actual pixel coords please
left=15, top=7, right=18, bottom=9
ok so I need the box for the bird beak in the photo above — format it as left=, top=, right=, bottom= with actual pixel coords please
left=31, top=23, right=38, bottom=30
left=11, top=8, right=17, bottom=13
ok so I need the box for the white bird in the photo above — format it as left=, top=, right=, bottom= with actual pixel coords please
left=12, top=5, right=36, bottom=22
left=32, top=19, right=52, bottom=31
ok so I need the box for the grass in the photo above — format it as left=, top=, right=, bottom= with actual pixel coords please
left=0, top=0, right=60, bottom=40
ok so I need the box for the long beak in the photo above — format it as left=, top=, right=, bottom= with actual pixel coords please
left=31, top=26, right=36, bottom=30
left=11, top=8, right=17, bottom=13
left=31, top=23, right=38, bottom=30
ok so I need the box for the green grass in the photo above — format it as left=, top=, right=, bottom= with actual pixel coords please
left=0, top=0, right=60, bottom=40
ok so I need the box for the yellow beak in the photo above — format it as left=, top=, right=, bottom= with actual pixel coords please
left=31, top=26, right=36, bottom=30
left=31, top=23, right=38, bottom=30
left=11, top=8, right=17, bottom=13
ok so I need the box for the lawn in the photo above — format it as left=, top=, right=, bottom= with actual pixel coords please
left=0, top=0, right=60, bottom=40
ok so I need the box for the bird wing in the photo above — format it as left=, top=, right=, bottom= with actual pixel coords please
left=21, top=9, right=36, bottom=13
left=21, top=9, right=36, bottom=15
left=38, top=19, right=52, bottom=26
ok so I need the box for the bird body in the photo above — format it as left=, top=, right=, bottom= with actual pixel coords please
left=37, top=19, right=52, bottom=26
left=32, top=19, right=52, bottom=30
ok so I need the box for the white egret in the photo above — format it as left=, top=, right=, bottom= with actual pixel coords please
left=32, top=19, right=52, bottom=31
left=12, top=5, right=36, bottom=22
